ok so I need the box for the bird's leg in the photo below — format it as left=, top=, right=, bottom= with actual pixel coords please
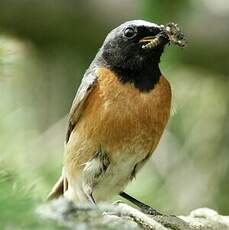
left=119, top=192, right=162, bottom=216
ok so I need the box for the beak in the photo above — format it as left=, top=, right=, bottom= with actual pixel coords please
left=139, top=36, right=158, bottom=44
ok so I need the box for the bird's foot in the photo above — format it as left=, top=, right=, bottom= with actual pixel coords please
left=138, top=203, right=162, bottom=216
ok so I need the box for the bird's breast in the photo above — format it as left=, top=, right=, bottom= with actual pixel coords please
left=72, top=67, right=171, bottom=163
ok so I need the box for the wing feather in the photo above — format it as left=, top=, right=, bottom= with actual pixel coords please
left=66, top=70, right=97, bottom=142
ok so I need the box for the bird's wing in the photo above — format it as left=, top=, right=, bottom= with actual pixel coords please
left=66, top=69, right=98, bottom=143
left=47, top=69, right=98, bottom=200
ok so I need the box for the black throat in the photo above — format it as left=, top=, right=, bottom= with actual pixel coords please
left=107, top=62, right=161, bottom=92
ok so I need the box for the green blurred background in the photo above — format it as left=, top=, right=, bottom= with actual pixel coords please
left=0, top=0, right=229, bottom=228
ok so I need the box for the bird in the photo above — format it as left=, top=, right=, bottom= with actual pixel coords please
left=48, top=20, right=186, bottom=215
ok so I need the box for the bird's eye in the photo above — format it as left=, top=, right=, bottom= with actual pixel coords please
left=124, top=27, right=136, bottom=38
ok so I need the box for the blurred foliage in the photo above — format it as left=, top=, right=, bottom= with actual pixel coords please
left=0, top=0, right=229, bottom=229
left=0, top=164, right=63, bottom=229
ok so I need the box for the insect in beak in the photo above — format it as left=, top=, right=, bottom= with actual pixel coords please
left=161, top=23, right=187, bottom=48
left=139, top=36, right=163, bottom=49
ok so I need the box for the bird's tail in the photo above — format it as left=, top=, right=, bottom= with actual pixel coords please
left=47, top=170, right=68, bottom=200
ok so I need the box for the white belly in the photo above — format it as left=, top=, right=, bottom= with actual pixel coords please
left=64, top=149, right=149, bottom=203
left=93, top=150, right=147, bottom=201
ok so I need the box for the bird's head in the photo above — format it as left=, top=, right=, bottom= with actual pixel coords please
left=95, top=20, right=186, bottom=91
left=100, top=20, right=169, bottom=71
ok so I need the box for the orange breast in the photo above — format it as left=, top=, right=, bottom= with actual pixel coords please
left=65, top=67, right=171, bottom=169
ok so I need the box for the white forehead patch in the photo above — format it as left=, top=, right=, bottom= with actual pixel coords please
left=127, top=20, right=160, bottom=28
left=102, top=20, right=160, bottom=45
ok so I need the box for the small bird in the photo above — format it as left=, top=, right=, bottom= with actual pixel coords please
left=48, top=20, right=186, bottom=214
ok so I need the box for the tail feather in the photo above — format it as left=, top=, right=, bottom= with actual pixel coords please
left=47, top=174, right=68, bottom=200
